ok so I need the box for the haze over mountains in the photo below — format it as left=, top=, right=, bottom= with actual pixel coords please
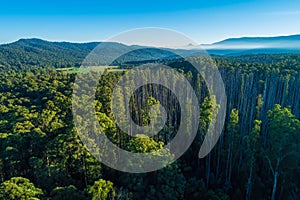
left=202, top=34, right=300, bottom=55
left=1, top=34, right=300, bottom=69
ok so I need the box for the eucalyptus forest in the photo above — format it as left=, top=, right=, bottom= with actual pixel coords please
left=0, top=40, right=299, bottom=200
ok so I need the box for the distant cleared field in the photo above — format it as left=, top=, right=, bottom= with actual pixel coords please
left=56, top=66, right=125, bottom=73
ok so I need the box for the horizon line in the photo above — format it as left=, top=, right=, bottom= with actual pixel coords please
left=2, top=33, right=300, bottom=46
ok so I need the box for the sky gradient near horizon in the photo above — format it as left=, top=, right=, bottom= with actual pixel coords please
left=1, top=0, right=300, bottom=44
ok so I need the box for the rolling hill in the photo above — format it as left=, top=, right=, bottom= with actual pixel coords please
left=0, top=38, right=187, bottom=69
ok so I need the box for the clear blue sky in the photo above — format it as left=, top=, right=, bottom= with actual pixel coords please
left=1, top=0, right=300, bottom=44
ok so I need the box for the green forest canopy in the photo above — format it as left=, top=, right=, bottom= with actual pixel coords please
left=0, top=51, right=299, bottom=199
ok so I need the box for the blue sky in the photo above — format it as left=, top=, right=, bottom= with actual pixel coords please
left=1, top=0, right=300, bottom=44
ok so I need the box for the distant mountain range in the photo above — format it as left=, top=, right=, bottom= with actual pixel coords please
left=1, top=35, right=300, bottom=69
left=201, top=34, right=300, bottom=55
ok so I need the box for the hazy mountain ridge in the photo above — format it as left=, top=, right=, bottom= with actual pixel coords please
left=202, top=34, right=300, bottom=55
left=1, top=35, right=300, bottom=69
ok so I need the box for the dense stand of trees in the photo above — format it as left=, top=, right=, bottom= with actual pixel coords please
left=0, top=39, right=99, bottom=69
left=0, top=54, right=299, bottom=199
left=0, top=39, right=183, bottom=70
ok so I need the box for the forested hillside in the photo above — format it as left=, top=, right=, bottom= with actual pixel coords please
left=0, top=52, right=299, bottom=199
left=0, top=39, right=188, bottom=69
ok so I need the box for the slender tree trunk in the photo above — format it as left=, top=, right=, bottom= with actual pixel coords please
left=225, top=144, right=232, bottom=187
left=246, top=157, right=254, bottom=200
left=82, top=154, right=88, bottom=187
left=216, top=136, right=222, bottom=179
left=237, top=141, right=243, bottom=176
left=271, top=171, right=279, bottom=200
left=206, top=152, right=211, bottom=187
left=46, top=155, right=51, bottom=177
left=266, top=156, right=281, bottom=200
